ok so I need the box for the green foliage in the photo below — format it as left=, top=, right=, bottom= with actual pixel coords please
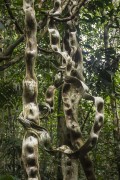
left=0, top=175, right=15, bottom=180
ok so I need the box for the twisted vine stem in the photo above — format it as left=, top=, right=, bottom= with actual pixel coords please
left=19, top=0, right=40, bottom=179
left=18, top=0, right=104, bottom=179
left=47, top=0, right=104, bottom=155
left=19, top=0, right=104, bottom=157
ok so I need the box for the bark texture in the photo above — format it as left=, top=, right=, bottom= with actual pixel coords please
left=48, top=1, right=104, bottom=179
left=19, top=0, right=40, bottom=179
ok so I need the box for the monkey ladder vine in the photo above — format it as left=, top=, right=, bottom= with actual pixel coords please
left=18, top=0, right=104, bottom=179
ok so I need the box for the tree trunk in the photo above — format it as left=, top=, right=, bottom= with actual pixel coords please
left=110, top=94, right=120, bottom=179
left=104, top=19, right=120, bottom=179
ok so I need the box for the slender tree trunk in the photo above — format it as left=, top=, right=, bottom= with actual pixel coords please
left=110, top=90, right=120, bottom=179
left=57, top=88, right=63, bottom=180
left=104, top=20, right=120, bottom=179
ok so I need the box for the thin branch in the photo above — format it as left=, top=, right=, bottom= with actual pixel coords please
left=0, top=55, right=10, bottom=62
left=38, top=47, right=53, bottom=54
left=51, top=0, right=89, bottom=22
left=0, top=56, right=23, bottom=71
left=52, top=16, right=75, bottom=22
left=0, top=35, right=24, bottom=63
left=4, top=0, right=23, bottom=34
left=4, top=35, right=24, bottom=56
